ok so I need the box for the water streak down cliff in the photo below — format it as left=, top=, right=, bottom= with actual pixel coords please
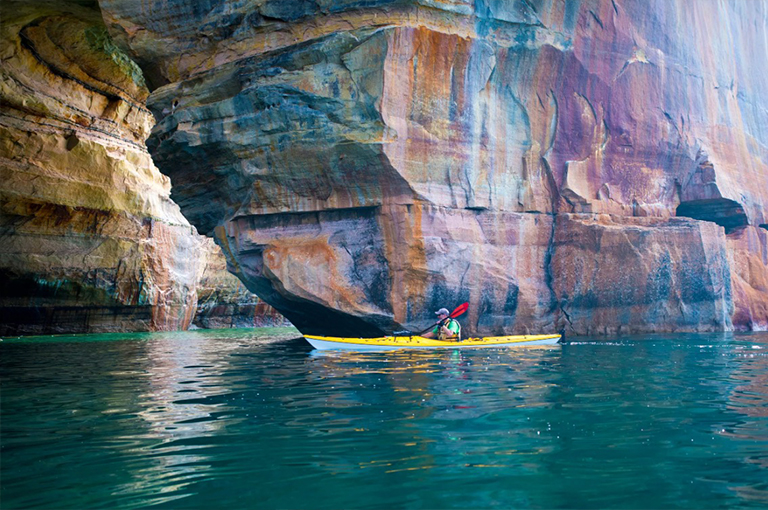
left=99, top=0, right=768, bottom=335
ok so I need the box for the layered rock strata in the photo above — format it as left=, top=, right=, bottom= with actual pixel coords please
left=0, top=1, right=285, bottom=335
left=0, top=1, right=201, bottom=334
left=99, top=0, right=768, bottom=335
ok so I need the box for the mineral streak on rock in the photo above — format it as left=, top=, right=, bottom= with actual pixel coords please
left=551, top=214, right=734, bottom=335
left=0, top=1, right=202, bottom=335
left=728, top=226, right=768, bottom=332
left=99, top=0, right=768, bottom=335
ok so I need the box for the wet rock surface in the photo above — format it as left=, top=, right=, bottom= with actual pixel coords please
left=96, top=0, right=768, bottom=335
left=727, top=226, right=768, bottom=332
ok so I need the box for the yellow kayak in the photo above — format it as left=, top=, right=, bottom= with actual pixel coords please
left=304, top=334, right=561, bottom=351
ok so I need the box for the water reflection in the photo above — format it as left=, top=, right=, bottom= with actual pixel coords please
left=552, top=334, right=768, bottom=508
left=110, top=337, right=241, bottom=504
left=724, top=334, right=768, bottom=506
left=2, top=332, right=767, bottom=509
left=728, top=335, right=768, bottom=417
left=303, top=347, right=563, bottom=486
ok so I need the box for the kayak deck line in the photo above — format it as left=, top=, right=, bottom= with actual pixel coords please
left=304, top=334, right=562, bottom=350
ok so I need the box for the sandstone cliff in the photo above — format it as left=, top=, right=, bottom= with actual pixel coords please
left=0, top=1, right=284, bottom=335
left=98, top=0, right=768, bottom=335
left=194, top=237, right=290, bottom=329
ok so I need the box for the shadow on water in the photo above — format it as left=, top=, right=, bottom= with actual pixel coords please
left=1, top=330, right=767, bottom=509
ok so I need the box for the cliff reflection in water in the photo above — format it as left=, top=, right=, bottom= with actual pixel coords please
left=306, top=346, right=564, bottom=476
left=1, top=331, right=766, bottom=509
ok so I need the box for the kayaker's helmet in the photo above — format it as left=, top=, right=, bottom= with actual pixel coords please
left=435, top=308, right=450, bottom=316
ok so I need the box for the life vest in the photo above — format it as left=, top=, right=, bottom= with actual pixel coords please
left=436, top=318, right=461, bottom=340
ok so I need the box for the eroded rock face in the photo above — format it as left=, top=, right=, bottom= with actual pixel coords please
left=194, top=237, right=289, bottom=329
left=551, top=215, right=734, bottom=335
left=0, top=1, right=289, bottom=336
left=0, top=1, right=201, bottom=335
left=99, top=0, right=768, bottom=335
left=728, top=226, right=768, bottom=332
left=217, top=204, right=556, bottom=335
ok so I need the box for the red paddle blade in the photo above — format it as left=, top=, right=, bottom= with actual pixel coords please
left=450, top=302, right=469, bottom=318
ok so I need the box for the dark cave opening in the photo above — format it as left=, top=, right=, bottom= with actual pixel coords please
left=676, top=198, right=749, bottom=233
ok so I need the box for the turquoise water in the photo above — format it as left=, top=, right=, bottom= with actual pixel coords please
left=1, top=329, right=767, bottom=509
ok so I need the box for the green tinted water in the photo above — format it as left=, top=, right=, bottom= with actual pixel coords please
left=1, top=329, right=767, bottom=509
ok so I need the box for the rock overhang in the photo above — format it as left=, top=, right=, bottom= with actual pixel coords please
left=96, top=0, right=768, bottom=335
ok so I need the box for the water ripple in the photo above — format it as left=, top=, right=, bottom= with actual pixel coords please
left=1, top=330, right=767, bottom=509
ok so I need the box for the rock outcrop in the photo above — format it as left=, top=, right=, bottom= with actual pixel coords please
left=98, top=0, right=768, bottom=335
left=194, top=238, right=289, bottom=329
left=0, top=0, right=203, bottom=334
left=0, top=1, right=285, bottom=335
left=551, top=215, right=734, bottom=335
left=728, top=226, right=768, bottom=331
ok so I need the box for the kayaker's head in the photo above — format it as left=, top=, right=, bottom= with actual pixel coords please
left=435, top=308, right=450, bottom=319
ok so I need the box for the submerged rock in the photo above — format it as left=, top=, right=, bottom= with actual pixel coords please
left=98, top=0, right=768, bottom=335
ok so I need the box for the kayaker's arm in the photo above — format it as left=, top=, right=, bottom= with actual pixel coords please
left=422, top=319, right=448, bottom=339
left=420, top=304, right=467, bottom=339
left=422, top=319, right=443, bottom=339
left=425, top=319, right=459, bottom=341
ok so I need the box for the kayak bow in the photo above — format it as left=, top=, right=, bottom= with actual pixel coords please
left=304, top=334, right=561, bottom=351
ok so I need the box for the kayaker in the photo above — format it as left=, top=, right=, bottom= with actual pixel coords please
left=423, top=308, right=461, bottom=341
